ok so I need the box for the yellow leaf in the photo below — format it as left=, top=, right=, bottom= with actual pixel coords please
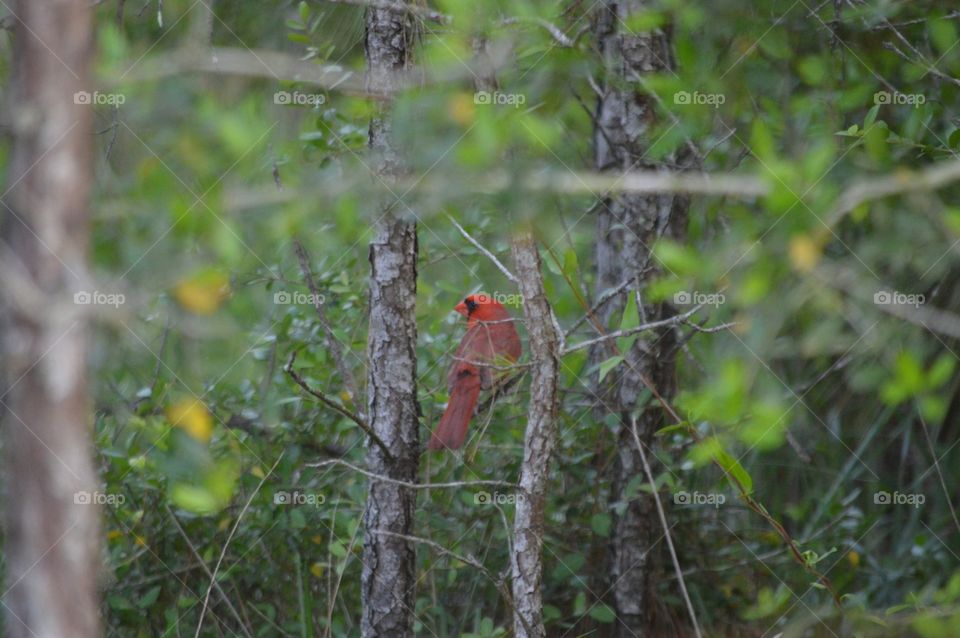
left=250, top=465, right=265, bottom=479
left=447, top=92, right=475, bottom=126
left=166, top=398, right=214, bottom=442
left=106, top=530, right=123, bottom=541
left=309, top=562, right=325, bottom=578
left=310, top=535, right=324, bottom=545
left=135, top=535, right=148, bottom=547
left=847, top=551, right=860, bottom=568
left=174, top=270, right=231, bottom=315
left=789, top=235, right=821, bottom=272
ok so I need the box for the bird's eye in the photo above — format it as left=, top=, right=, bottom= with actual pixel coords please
left=464, top=297, right=477, bottom=313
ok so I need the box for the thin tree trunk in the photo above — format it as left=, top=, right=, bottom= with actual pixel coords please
left=1, top=0, right=99, bottom=636
left=360, top=6, right=420, bottom=638
left=590, top=1, right=690, bottom=635
left=510, top=233, right=561, bottom=638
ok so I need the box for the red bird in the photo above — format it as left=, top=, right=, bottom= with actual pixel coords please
left=428, top=293, right=522, bottom=451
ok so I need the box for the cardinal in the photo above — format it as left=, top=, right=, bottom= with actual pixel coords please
left=428, top=293, right=522, bottom=451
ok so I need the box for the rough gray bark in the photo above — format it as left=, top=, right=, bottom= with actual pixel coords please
left=509, top=234, right=561, bottom=638
left=360, top=6, right=420, bottom=638
left=1, top=0, right=100, bottom=636
left=590, top=1, right=690, bottom=635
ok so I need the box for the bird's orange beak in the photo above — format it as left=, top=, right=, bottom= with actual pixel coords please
left=454, top=301, right=469, bottom=316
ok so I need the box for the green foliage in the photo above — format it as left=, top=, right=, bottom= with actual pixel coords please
left=1, top=0, right=958, bottom=635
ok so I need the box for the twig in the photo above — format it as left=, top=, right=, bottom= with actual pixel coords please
left=448, top=214, right=518, bottom=284
left=565, top=279, right=633, bottom=337
left=165, top=504, right=253, bottom=638
left=827, top=158, right=960, bottom=226
left=195, top=453, right=285, bottom=638
left=284, top=350, right=393, bottom=459
left=501, top=16, right=575, bottom=47
left=293, top=239, right=361, bottom=409
left=561, top=305, right=705, bottom=355
left=308, top=458, right=515, bottom=490
left=629, top=416, right=703, bottom=638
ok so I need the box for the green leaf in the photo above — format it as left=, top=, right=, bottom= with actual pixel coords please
left=138, top=585, right=161, bottom=608
left=714, top=446, right=753, bottom=494
left=599, top=356, right=624, bottom=382
left=589, top=604, right=617, bottom=623
left=590, top=512, right=612, bottom=537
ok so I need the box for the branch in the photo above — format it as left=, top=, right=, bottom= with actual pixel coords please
left=501, top=16, right=575, bottom=47
left=561, top=304, right=706, bottom=355
left=308, top=458, right=515, bottom=489
left=284, top=350, right=394, bottom=459
left=628, top=416, right=703, bottom=638
left=292, top=239, right=361, bottom=409
left=195, top=453, right=284, bottom=637
left=448, top=214, right=518, bottom=284
left=827, top=158, right=960, bottom=226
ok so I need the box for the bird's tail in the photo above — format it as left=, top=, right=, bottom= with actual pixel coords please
left=428, top=367, right=481, bottom=451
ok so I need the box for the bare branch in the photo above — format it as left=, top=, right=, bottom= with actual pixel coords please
left=309, top=459, right=515, bottom=489
left=448, top=214, right=518, bottom=284
left=562, top=305, right=705, bottom=355
left=293, top=239, right=361, bottom=409
left=195, top=453, right=284, bottom=637
left=628, top=416, right=703, bottom=638
left=284, top=350, right=393, bottom=459
left=501, top=16, right=575, bottom=47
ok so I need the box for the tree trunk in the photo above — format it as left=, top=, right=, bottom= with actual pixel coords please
left=510, top=234, right=561, bottom=638
left=1, top=0, right=100, bottom=637
left=590, top=1, right=689, bottom=635
left=360, top=6, right=420, bottom=638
